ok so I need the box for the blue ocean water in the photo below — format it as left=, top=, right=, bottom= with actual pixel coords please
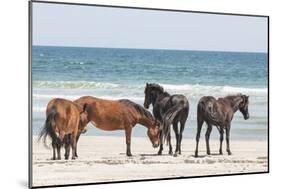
left=32, top=46, right=268, bottom=140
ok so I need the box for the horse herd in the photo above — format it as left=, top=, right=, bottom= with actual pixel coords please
left=39, top=83, right=250, bottom=160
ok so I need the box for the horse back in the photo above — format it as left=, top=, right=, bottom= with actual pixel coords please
left=74, top=96, right=136, bottom=129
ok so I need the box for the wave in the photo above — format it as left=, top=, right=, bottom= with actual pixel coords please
left=33, top=106, right=46, bottom=112
left=33, top=93, right=143, bottom=101
left=33, top=80, right=267, bottom=94
left=160, top=83, right=267, bottom=96
left=33, top=81, right=119, bottom=89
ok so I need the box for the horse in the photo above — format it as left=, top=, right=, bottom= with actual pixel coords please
left=38, top=98, right=89, bottom=160
left=194, top=94, right=249, bottom=157
left=144, top=83, right=189, bottom=156
left=74, top=96, right=161, bottom=156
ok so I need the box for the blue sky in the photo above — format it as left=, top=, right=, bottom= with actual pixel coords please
left=32, top=2, right=268, bottom=52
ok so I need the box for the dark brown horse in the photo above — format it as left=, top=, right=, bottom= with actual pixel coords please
left=194, top=94, right=249, bottom=157
left=144, top=83, right=189, bottom=156
left=74, top=96, right=161, bottom=156
left=39, top=98, right=88, bottom=160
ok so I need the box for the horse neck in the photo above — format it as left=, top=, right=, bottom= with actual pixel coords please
left=138, top=116, right=154, bottom=129
left=152, top=91, right=169, bottom=106
left=228, top=96, right=242, bottom=113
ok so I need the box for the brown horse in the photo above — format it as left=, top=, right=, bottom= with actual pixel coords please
left=39, top=98, right=88, bottom=160
left=195, top=94, right=249, bottom=157
left=74, top=96, right=161, bottom=156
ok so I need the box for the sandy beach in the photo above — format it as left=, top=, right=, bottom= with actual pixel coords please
left=32, top=135, right=268, bottom=187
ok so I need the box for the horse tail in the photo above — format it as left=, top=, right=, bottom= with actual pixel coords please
left=38, top=107, right=58, bottom=148
left=162, top=102, right=188, bottom=143
left=197, top=100, right=205, bottom=126
left=197, top=100, right=205, bottom=118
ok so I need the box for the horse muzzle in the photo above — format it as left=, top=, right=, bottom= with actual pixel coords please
left=152, top=143, right=160, bottom=148
left=144, top=103, right=149, bottom=109
left=244, top=113, right=250, bottom=120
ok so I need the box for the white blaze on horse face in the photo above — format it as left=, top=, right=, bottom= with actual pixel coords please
left=55, top=131, right=59, bottom=138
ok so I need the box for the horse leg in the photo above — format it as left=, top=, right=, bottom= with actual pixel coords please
left=226, top=124, right=232, bottom=155
left=173, top=122, right=179, bottom=155
left=168, top=132, right=173, bottom=155
left=51, top=141, right=56, bottom=160
left=71, top=134, right=77, bottom=160
left=195, top=116, right=204, bottom=157
left=64, top=135, right=71, bottom=160
left=125, top=127, right=132, bottom=156
left=56, top=141, right=62, bottom=160
left=178, top=119, right=186, bottom=155
left=75, top=134, right=81, bottom=158
left=205, top=123, right=212, bottom=155
left=219, top=127, right=224, bottom=155
left=157, top=130, right=164, bottom=155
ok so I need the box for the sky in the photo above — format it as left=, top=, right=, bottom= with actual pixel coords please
left=32, top=2, right=268, bottom=53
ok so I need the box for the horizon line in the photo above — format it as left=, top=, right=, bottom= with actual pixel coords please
left=32, top=44, right=268, bottom=54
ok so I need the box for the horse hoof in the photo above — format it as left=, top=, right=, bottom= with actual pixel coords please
left=127, top=153, right=132, bottom=157
left=207, top=152, right=211, bottom=155
left=157, top=151, right=162, bottom=155
left=228, top=152, right=232, bottom=155
left=71, top=157, right=76, bottom=160
left=173, top=153, right=178, bottom=157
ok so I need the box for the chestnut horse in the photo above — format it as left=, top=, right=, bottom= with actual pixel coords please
left=39, top=98, right=88, bottom=160
left=74, top=96, right=161, bottom=156
left=195, top=94, right=249, bottom=157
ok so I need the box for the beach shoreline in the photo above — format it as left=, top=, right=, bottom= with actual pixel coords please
left=32, top=135, right=268, bottom=187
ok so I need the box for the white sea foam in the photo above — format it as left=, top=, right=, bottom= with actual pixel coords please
left=160, top=83, right=267, bottom=96
left=33, top=94, right=81, bottom=100
left=32, top=95, right=144, bottom=113
left=33, top=106, right=46, bottom=112
left=33, top=81, right=119, bottom=89
left=33, top=80, right=267, bottom=96
left=32, top=82, right=267, bottom=113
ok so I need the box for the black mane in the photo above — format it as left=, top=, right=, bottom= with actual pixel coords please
left=147, top=83, right=170, bottom=96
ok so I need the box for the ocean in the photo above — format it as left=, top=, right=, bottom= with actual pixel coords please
left=32, top=46, right=268, bottom=140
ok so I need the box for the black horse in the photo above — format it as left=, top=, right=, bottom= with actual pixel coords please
left=144, top=83, right=189, bottom=156
left=194, top=94, right=249, bottom=157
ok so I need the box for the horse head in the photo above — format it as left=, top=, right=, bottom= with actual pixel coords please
left=147, top=119, right=161, bottom=148
left=238, top=95, right=250, bottom=120
left=78, top=103, right=90, bottom=133
left=144, top=83, right=164, bottom=109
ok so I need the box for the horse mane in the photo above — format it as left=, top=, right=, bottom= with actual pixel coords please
left=148, top=83, right=170, bottom=96
left=224, top=93, right=243, bottom=100
left=223, top=93, right=246, bottom=109
left=118, top=99, right=154, bottom=120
